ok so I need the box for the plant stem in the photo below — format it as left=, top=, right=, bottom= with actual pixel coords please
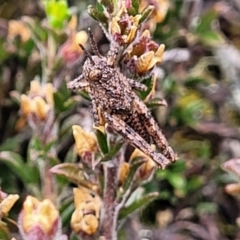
left=99, top=152, right=122, bottom=240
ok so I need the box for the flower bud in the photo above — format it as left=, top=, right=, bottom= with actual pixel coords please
left=29, top=80, right=41, bottom=94
left=20, top=94, right=32, bottom=116
left=32, top=96, right=51, bottom=120
left=72, top=125, right=97, bottom=156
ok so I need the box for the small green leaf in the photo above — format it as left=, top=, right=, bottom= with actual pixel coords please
left=0, top=135, right=22, bottom=152
left=194, top=9, right=225, bottom=46
left=195, top=9, right=218, bottom=34
left=64, top=145, right=77, bottom=163
left=44, top=139, right=57, bottom=154
left=100, top=0, right=114, bottom=13
left=0, top=38, right=9, bottom=63
left=95, top=130, right=108, bottom=154
left=145, top=98, right=168, bottom=109
left=184, top=77, right=208, bottom=88
left=54, top=84, right=72, bottom=112
left=9, top=90, right=21, bottom=105
left=101, top=141, right=124, bottom=162
left=80, top=90, right=91, bottom=101
left=60, top=200, right=75, bottom=227
left=197, top=202, right=217, bottom=214
left=137, top=77, right=153, bottom=100
left=27, top=137, right=43, bottom=163
left=139, top=6, right=154, bottom=24
left=127, top=0, right=140, bottom=16
left=197, top=31, right=225, bottom=46
left=119, top=192, right=159, bottom=220
left=187, top=176, right=203, bottom=192
left=50, top=163, right=94, bottom=188
left=132, top=0, right=139, bottom=13
left=0, top=222, right=10, bottom=240
left=88, top=5, right=108, bottom=27
left=0, top=151, right=40, bottom=188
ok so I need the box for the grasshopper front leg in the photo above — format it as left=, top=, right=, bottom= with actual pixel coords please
left=67, top=74, right=89, bottom=91
left=103, top=111, right=172, bottom=169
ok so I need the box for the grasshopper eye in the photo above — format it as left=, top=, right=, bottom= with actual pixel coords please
left=89, top=69, right=102, bottom=81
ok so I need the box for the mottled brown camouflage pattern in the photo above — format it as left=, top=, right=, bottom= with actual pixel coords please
left=67, top=29, right=177, bottom=168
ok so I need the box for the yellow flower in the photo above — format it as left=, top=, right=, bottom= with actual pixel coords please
left=110, top=17, right=122, bottom=35
left=21, top=196, right=59, bottom=236
left=20, top=80, right=55, bottom=121
left=136, top=44, right=165, bottom=73
left=0, top=194, right=19, bottom=217
left=72, top=125, right=97, bottom=155
left=124, top=29, right=165, bottom=75
left=8, top=20, right=31, bottom=42
left=72, top=187, right=95, bottom=207
left=72, top=208, right=99, bottom=235
left=80, top=215, right=99, bottom=235
left=44, top=83, right=55, bottom=106
left=32, top=96, right=51, bottom=120
left=123, top=15, right=141, bottom=44
left=71, top=187, right=101, bottom=235
left=109, top=2, right=141, bottom=44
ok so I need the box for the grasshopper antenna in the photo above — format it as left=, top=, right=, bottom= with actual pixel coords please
left=78, top=43, right=95, bottom=65
left=88, top=28, right=102, bottom=58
